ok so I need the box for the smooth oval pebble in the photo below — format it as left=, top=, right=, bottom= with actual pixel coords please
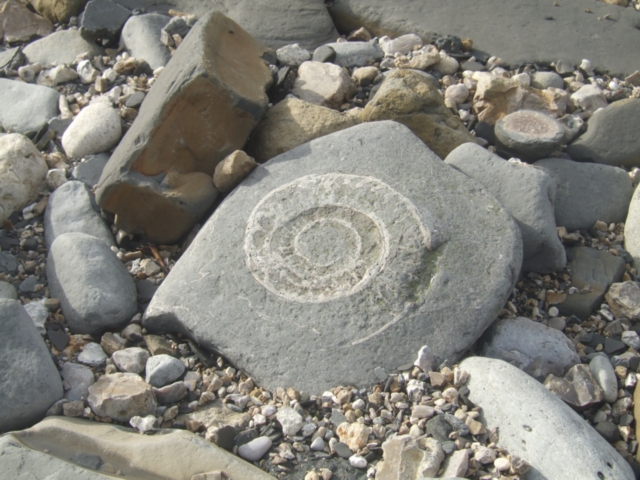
left=237, top=436, right=272, bottom=462
left=310, top=437, right=325, bottom=451
left=349, top=454, right=368, bottom=469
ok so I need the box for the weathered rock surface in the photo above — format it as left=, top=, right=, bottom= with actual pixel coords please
left=494, top=110, right=565, bottom=162
left=606, top=282, right=640, bottom=320
left=176, top=399, right=251, bottom=431
left=96, top=12, right=272, bottom=244
left=213, top=150, right=258, bottom=193
left=62, top=100, right=122, bottom=159
left=322, top=41, right=384, bottom=68
left=0, top=79, right=59, bottom=134
left=80, top=0, right=131, bottom=44
left=145, top=353, right=185, bottom=387
left=377, top=435, right=444, bottom=479
left=589, top=354, right=618, bottom=404
left=461, top=357, right=633, bottom=480
left=23, top=28, right=103, bottom=66
left=245, top=96, right=359, bottom=163
left=121, top=13, right=170, bottom=70
left=0, top=299, right=63, bottom=432
left=292, top=60, right=356, bottom=109
left=29, top=0, right=87, bottom=23
left=87, top=372, right=156, bottom=422
left=46, top=232, right=137, bottom=334
left=0, top=0, right=52, bottom=43
left=61, top=362, right=95, bottom=401
left=544, top=364, right=604, bottom=409
left=72, top=153, right=110, bottom=187
left=445, top=143, right=565, bottom=273
left=44, top=180, right=114, bottom=248
left=535, top=158, right=633, bottom=231
left=360, top=69, right=475, bottom=159
left=0, top=134, right=48, bottom=223
left=568, top=98, right=640, bottom=167
left=143, top=121, right=522, bottom=393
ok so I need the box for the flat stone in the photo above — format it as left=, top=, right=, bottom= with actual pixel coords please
left=0, top=300, right=63, bottom=432
left=461, top=357, right=633, bottom=480
left=80, top=0, right=131, bottom=44
left=72, top=154, right=110, bottom=187
left=535, top=158, right=633, bottom=231
left=45, top=180, right=115, bottom=248
left=87, top=372, right=156, bottom=422
left=495, top=110, right=565, bottom=162
left=322, top=41, right=383, bottom=67
left=96, top=12, right=271, bottom=244
left=143, top=121, right=522, bottom=394
left=62, top=100, right=122, bottom=159
left=145, top=354, right=185, bottom=387
left=556, top=247, right=626, bottom=319
left=176, top=399, right=250, bottom=431
left=46, top=232, right=137, bottom=334
left=121, top=13, right=171, bottom=70
left=361, top=69, right=475, bottom=159
left=78, top=342, right=108, bottom=367
left=112, top=347, right=149, bottom=374
left=589, top=354, right=618, bottom=403
left=0, top=0, right=52, bottom=43
left=440, top=449, right=469, bottom=478
left=377, top=435, right=444, bottom=479
left=0, top=46, right=21, bottom=69
left=292, top=60, right=356, bottom=108
left=380, top=34, right=423, bottom=55
left=0, top=79, right=59, bottom=135
left=23, top=29, right=104, bottom=66
left=544, top=364, right=604, bottom=409
left=531, top=71, right=565, bottom=90
left=445, top=142, right=565, bottom=273
left=61, top=362, right=95, bottom=401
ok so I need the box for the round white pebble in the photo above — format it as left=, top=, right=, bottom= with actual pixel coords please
left=349, top=454, right=368, bottom=469
left=494, top=457, right=511, bottom=472
left=238, top=436, right=272, bottom=462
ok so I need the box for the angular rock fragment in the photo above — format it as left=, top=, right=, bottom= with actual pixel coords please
left=80, top=0, right=131, bottom=44
left=606, top=282, right=640, bottom=320
left=213, top=150, right=258, bottom=193
left=377, top=435, right=444, bottom=479
left=292, top=61, right=356, bottom=108
left=87, top=372, right=156, bottom=422
left=0, top=0, right=52, bottom=43
left=96, top=12, right=272, bottom=244
left=544, top=364, right=604, bottom=409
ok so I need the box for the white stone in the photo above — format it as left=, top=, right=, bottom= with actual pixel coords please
left=589, top=354, right=618, bottom=404
left=292, top=61, right=355, bottom=109
left=145, top=354, right=185, bottom=387
left=276, top=406, right=304, bottom=436
left=474, top=446, right=497, bottom=464
left=261, top=405, right=276, bottom=416
left=512, top=72, right=531, bottom=86
left=237, top=436, right=272, bottom=462
left=276, top=44, right=311, bottom=66
left=46, top=168, right=68, bottom=191
left=411, top=405, right=434, bottom=419
left=440, top=449, right=469, bottom=478
left=77, top=60, right=99, bottom=84
left=622, top=330, right=640, bottom=351
left=349, top=454, right=368, bottom=469
left=414, top=345, right=435, bottom=372
left=113, top=347, right=150, bottom=374
left=434, top=52, right=459, bottom=75
left=352, top=398, right=365, bottom=410
left=310, top=437, right=325, bottom=451
left=445, top=84, right=469, bottom=104
left=570, top=84, right=607, bottom=115
left=23, top=299, right=48, bottom=335
left=580, top=59, right=594, bottom=76
left=77, top=342, right=107, bottom=367
left=494, top=457, right=511, bottom=471
left=37, top=65, right=79, bottom=87
left=129, top=414, right=157, bottom=433
left=379, top=34, right=423, bottom=55
left=62, top=101, right=122, bottom=158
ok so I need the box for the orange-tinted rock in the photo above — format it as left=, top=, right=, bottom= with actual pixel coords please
left=96, top=11, right=273, bottom=244
left=213, top=150, right=258, bottom=193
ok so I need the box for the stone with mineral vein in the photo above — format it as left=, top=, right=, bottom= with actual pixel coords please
left=143, top=121, right=521, bottom=393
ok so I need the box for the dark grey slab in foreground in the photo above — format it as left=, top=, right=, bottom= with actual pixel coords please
left=144, top=121, right=522, bottom=394
left=328, top=0, right=640, bottom=76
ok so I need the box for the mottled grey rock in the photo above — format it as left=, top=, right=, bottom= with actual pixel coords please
left=72, top=154, right=110, bottom=187
left=480, top=317, right=580, bottom=381
left=78, top=343, right=108, bottom=367
left=445, top=143, right=565, bottom=273
left=0, top=300, right=63, bottom=432
left=121, top=13, right=171, bottom=70
left=145, top=354, right=185, bottom=387
left=568, top=98, right=640, bottom=168
left=24, top=299, right=48, bottom=334
left=322, top=41, right=384, bottom=67
left=557, top=247, right=626, bottom=319
left=46, top=232, right=137, bottom=334
left=544, top=363, right=604, bottom=409
left=535, top=158, right=633, bottom=231
left=0, top=47, right=21, bottom=70
left=495, top=110, right=566, bottom=162
left=461, top=356, right=633, bottom=480
left=23, top=29, right=104, bottom=66
left=0, top=253, right=18, bottom=275
left=0, top=79, right=60, bottom=134
left=589, top=354, right=618, bottom=404
left=143, top=121, right=522, bottom=394
left=530, top=71, right=565, bottom=90
left=112, top=347, right=149, bottom=374
left=61, top=362, right=95, bottom=401
left=45, top=180, right=115, bottom=248
left=87, top=372, right=157, bottom=422
left=80, top=0, right=132, bottom=44
left=0, top=280, right=17, bottom=299
left=153, top=381, right=187, bottom=404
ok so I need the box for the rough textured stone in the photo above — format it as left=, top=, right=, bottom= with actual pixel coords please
left=461, top=357, right=633, bottom=480
left=377, top=435, right=444, bottom=479
left=143, top=121, right=522, bottom=393
left=606, top=282, right=640, bottom=320
left=0, top=134, right=48, bottom=223
left=213, top=150, right=258, bottom=193
left=360, top=69, right=475, bottom=159
left=46, top=232, right=137, bottom=334
left=45, top=180, right=114, bottom=248
left=29, top=0, right=86, bottom=23
left=0, top=300, right=63, bottom=432
left=176, top=399, right=250, bottom=431
left=292, top=61, right=355, bottom=109
left=112, top=347, right=149, bottom=374
left=87, top=372, right=156, bottom=422
left=0, top=280, right=17, bottom=300
left=495, top=110, right=565, bottom=162
left=544, top=364, right=604, bottom=409
left=480, top=317, right=580, bottom=381
left=570, top=84, right=607, bottom=116
left=80, top=0, right=131, bottom=43
left=145, top=353, right=185, bottom=387
left=245, top=96, right=359, bottom=163
left=0, top=79, right=59, bottom=135
left=445, top=143, right=565, bottom=273
left=568, top=98, right=640, bottom=167
left=535, top=158, right=633, bottom=231
left=96, top=12, right=271, bottom=244
left=23, top=29, right=103, bottom=66
left=62, top=100, right=122, bottom=159
left=0, top=0, right=52, bottom=43
left=121, top=13, right=170, bottom=70
left=61, top=362, right=95, bottom=401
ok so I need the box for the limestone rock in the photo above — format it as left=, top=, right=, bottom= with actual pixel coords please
left=570, top=84, right=607, bottom=116
left=245, top=96, right=358, bottom=163
left=494, top=110, right=565, bottom=161
left=72, top=153, right=110, bottom=187
left=87, top=372, right=156, bottom=422
left=62, top=100, right=122, bottom=159
left=277, top=407, right=303, bottom=436
left=29, top=0, right=86, bottom=23
left=544, top=364, right=604, bottom=409
left=589, top=354, right=618, bottom=404
left=213, top=150, right=258, bottom=193
left=336, top=422, right=372, bottom=451
left=0, top=79, right=60, bottom=135
left=625, top=185, right=640, bottom=266
left=292, top=61, right=356, bottom=108
left=531, top=71, right=564, bottom=90
left=377, top=435, right=444, bottom=479
left=23, top=29, right=104, bottom=66
left=145, top=354, right=185, bottom=387
left=360, top=69, right=475, bottom=159
left=606, top=282, right=640, bottom=320
left=0, top=0, right=52, bottom=43
left=96, top=12, right=271, bottom=244
left=276, top=43, right=310, bottom=66
left=121, top=13, right=171, bottom=70
left=0, top=134, right=48, bottom=223
left=143, top=121, right=522, bottom=393
left=0, top=300, right=63, bottom=432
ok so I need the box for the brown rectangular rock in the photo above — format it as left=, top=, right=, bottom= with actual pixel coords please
left=96, top=11, right=273, bottom=244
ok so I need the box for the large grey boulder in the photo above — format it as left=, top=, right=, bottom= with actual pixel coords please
left=46, top=232, right=137, bottom=334
left=0, top=300, right=63, bottom=433
left=567, top=98, right=640, bottom=167
left=143, top=121, right=522, bottom=394
left=0, top=79, right=60, bottom=134
left=23, top=29, right=104, bottom=66
left=445, top=143, right=565, bottom=273
left=121, top=13, right=171, bottom=70
left=45, top=181, right=115, bottom=248
left=479, top=317, right=580, bottom=382
left=460, top=357, right=634, bottom=480
left=534, top=158, right=633, bottom=231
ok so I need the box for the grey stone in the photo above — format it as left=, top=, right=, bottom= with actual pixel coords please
left=424, top=415, right=453, bottom=443
left=23, top=29, right=104, bottom=66
left=80, top=0, right=132, bottom=43
left=327, top=0, right=640, bottom=76
left=153, top=381, right=187, bottom=404
left=322, top=41, right=384, bottom=67
left=145, top=354, right=185, bottom=387
left=0, top=79, right=60, bottom=134
left=556, top=247, right=626, bottom=319
left=495, top=110, right=566, bottom=162
left=589, top=354, right=618, bottom=404
left=445, top=143, right=565, bottom=273
left=568, top=98, right=640, bottom=167
left=45, top=181, right=115, bottom=249
left=480, top=317, right=580, bottom=381
left=237, top=436, right=272, bottom=462
left=0, top=280, right=17, bottom=299
left=112, top=347, right=149, bottom=374
left=530, top=71, right=565, bottom=90
left=535, top=158, right=633, bottom=231
left=461, top=357, right=633, bottom=480
left=19, top=275, right=38, bottom=294
left=62, top=100, right=122, bottom=159
left=121, top=13, right=171, bottom=70
left=595, top=421, right=622, bottom=443
left=46, top=232, right=137, bottom=334
left=24, top=299, right=49, bottom=334
left=78, top=343, right=108, bottom=367
left=332, top=441, right=353, bottom=459
left=0, top=47, right=21, bottom=70
left=544, top=364, right=604, bottom=409
left=72, top=154, right=110, bottom=187
left=625, top=186, right=640, bottom=267
left=0, top=253, right=18, bottom=274
left=0, top=300, right=63, bottom=432
left=143, top=121, right=522, bottom=394
left=313, top=45, right=336, bottom=63
left=61, top=362, right=95, bottom=401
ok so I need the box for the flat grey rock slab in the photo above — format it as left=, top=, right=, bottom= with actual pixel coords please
left=0, top=47, right=21, bottom=69
left=567, top=98, right=640, bottom=167
left=23, top=29, right=104, bottom=66
left=0, top=78, right=60, bottom=134
left=121, top=13, right=171, bottom=70
left=0, top=300, right=63, bottom=433
left=47, top=232, right=137, bottom=335
left=460, top=356, right=634, bottom=480
left=45, top=180, right=115, bottom=248
left=322, top=41, right=384, bottom=67
left=445, top=143, right=565, bottom=273
left=72, top=153, right=111, bottom=187
left=535, top=158, right=633, bottom=231
left=143, top=121, right=522, bottom=394
left=328, top=0, right=640, bottom=76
